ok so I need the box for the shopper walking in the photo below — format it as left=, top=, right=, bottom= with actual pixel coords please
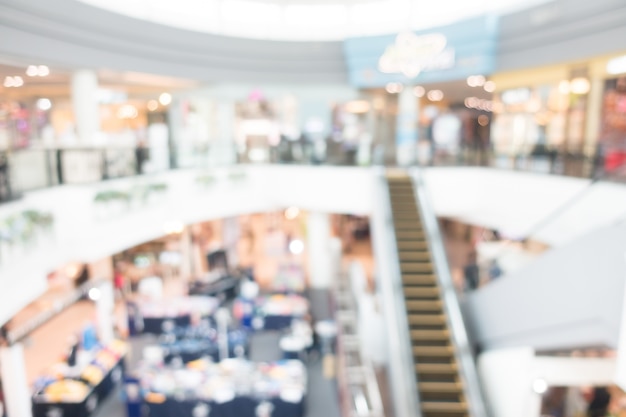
left=587, top=387, right=611, bottom=417
left=463, top=252, right=480, bottom=291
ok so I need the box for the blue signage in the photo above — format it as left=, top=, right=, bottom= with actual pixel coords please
left=343, top=15, right=499, bottom=88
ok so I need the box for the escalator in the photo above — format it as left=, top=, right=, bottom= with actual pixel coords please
left=386, top=174, right=471, bottom=417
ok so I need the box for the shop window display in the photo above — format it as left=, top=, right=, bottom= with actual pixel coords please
left=599, top=76, right=626, bottom=173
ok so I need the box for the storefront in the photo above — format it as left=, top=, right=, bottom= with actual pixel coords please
left=489, top=51, right=626, bottom=176
left=343, top=15, right=498, bottom=164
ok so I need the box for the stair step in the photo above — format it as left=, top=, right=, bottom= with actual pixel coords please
left=404, top=287, right=440, bottom=298
left=419, top=382, right=464, bottom=393
left=421, top=401, right=468, bottom=413
left=406, top=300, right=442, bottom=312
left=396, top=241, right=429, bottom=250
left=394, top=221, right=423, bottom=229
left=411, top=329, right=449, bottom=341
left=416, top=363, right=458, bottom=374
left=403, top=274, right=437, bottom=285
left=398, top=251, right=430, bottom=262
left=413, top=346, right=454, bottom=356
left=401, top=263, right=434, bottom=273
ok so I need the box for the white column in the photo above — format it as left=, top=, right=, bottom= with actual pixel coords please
left=395, top=87, right=419, bottom=166
left=71, top=70, right=100, bottom=143
left=307, top=212, right=332, bottom=289
left=179, top=227, right=193, bottom=281
left=95, top=281, right=115, bottom=345
left=211, top=101, right=237, bottom=166
left=477, top=347, right=537, bottom=417
left=0, top=344, right=33, bottom=417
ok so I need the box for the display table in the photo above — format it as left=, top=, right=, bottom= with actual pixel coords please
left=32, top=341, right=127, bottom=417
left=137, top=359, right=306, bottom=417
left=189, top=276, right=241, bottom=301
left=145, top=395, right=304, bottom=417
left=128, top=296, right=220, bottom=335
left=234, top=295, right=309, bottom=331
left=160, top=327, right=249, bottom=364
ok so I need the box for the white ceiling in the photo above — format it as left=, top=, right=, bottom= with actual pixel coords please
left=78, top=0, right=553, bottom=41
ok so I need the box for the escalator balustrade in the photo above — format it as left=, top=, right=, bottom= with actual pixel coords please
left=387, top=176, right=468, bottom=417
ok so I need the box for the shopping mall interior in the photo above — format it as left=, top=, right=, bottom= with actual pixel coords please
left=1, top=0, right=626, bottom=416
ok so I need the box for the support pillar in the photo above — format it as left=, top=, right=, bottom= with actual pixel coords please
left=0, top=344, right=33, bottom=417
left=71, top=70, right=100, bottom=143
left=307, top=212, right=332, bottom=289
left=395, top=87, right=419, bottom=166
left=211, top=101, right=237, bottom=166
left=95, top=281, right=115, bottom=345
left=179, top=227, right=193, bottom=281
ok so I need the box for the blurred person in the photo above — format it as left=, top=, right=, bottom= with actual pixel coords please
left=135, top=138, right=149, bottom=175
left=463, top=252, right=480, bottom=291
left=587, top=387, right=611, bottom=417
left=114, top=264, right=126, bottom=300
left=488, top=260, right=503, bottom=281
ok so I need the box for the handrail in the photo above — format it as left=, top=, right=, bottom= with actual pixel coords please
left=334, top=265, right=384, bottom=417
left=409, top=167, right=490, bottom=417
left=370, top=167, right=422, bottom=417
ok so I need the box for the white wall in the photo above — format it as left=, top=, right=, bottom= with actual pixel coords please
left=465, top=221, right=626, bottom=351
left=479, top=347, right=617, bottom=417
left=0, top=165, right=373, bottom=325
left=423, top=167, right=626, bottom=247
left=2, top=165, right=626, bottom=329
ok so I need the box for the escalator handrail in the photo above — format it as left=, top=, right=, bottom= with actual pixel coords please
left=371, top=167, right=422, bottom=417
left=409, top=167, right=490, bottom=417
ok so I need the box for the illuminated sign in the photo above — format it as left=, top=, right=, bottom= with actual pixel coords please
left=378, top=32, right=455, bottom=78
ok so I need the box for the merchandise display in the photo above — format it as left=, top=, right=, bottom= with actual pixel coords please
left=159, top=325, right=249, bottom=364
left=32, top=340, right=127, bottom=417
left=233, top=294, right=309, bottom=331
left=272, top=263, right=306, bottom=294
left=137, top=359, right=306, bottom=417
left=128, top=296, right=220, bottom=335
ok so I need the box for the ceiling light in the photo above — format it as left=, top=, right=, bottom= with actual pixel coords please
left=88, top=287, right=101, bottom=301
left=36, top=98, right=52, bottom=111
left=147, top=100, right=159, bottom=112
left=344, top=100, right=370, bottom=114
left=427, top=90, right=444, bottom=101
left=467, top=75, right=486, bottom=87
left=117, top=104, right=138, bottom=119
left=570, top=77, right=590, bottom=95
left=532, top=378, right=548, bottom=394
left=26, top=65, right=39, bottom=77
left=385, top=82, right=403, bottom=94
left=164, top=221, right=185, bottom=235
left=607, top=55, right=626, bottom=75
left=159, top=92, right=172, bottom=106
left=289, top=239, right=304, bottom=255
left=4, top=76, right=23, bottom=88
left=284, top=207, right=300, bottom=220
left=37, top=65, right=50, bottom=76
left=484, top=81, right=496, bottom=93
left=413, top=86, right=425, bottom=98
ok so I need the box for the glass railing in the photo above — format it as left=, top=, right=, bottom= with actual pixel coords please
left=1, top=141, right=623, bottom=204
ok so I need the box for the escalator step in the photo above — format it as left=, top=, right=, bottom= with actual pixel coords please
left=421, top=401, right=468, bottom=413
left=406, top=300, right=442, bottom=312
left=404, top=287, right=440, bottom=298
left=396, top=230, right=426, bottom=239
left=403, top=274, right=437, bottom=285
left=413, top=346, right=454, bottom=356
left=398, top=251, right=430, bottom=262
left=416, top=363, right=458, bottom=374
left=401, top=263, right=434, bottom=273
left=419, top=382, right=463, bottom=393
left=411, top=329, right=449, bottom=341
